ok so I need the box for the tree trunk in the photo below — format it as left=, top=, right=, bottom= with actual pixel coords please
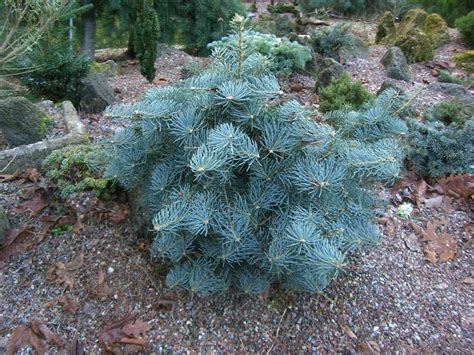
left=80, top=1, right=96, bottom=60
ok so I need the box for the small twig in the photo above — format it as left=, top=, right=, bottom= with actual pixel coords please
left=0, top=151, right=17, bottom=173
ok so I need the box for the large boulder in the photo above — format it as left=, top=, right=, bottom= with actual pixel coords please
left=428, top=82, right=471, bottom=98
left=78, top=73, right=114, bottom=113
left=424, top=13, right=450, bottom=48
left=314, top=58, right=347, bottom=92
left=394, top=27, right=433, bottom=63
left=0, top=206, right=10, bottom=242
left=0, top=97, right=52, bottom=147
left=375, top=11, right=396, bottom=44
left=377, top=79, right=405, bottom=96
left=381, top=47, right=411, bottom=82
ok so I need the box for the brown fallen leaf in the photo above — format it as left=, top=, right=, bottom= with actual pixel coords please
left=414, top=179, right=427, bottom=205
left=108, top=202, right=129, bottom=224
left=341, top=324, right=357, bottom=339
left=58, top=296, right=79, bottom=314
left=462, top=277, right=474, bottom=284
left=424, top=196, right=443, bottom=209
left=6, top=321, right=64, bottom=355
left=25, top=167, right=40, bottom=183
left=46, top=253, right=84, bottom=290
left=404, top=233, right=422, bottom=252
left=358, top=341, right=380, bottom=354
left=0, top=226, right=35, bottom=264
left=96, top=268, right=109, bottom=300
left=439, top=174, right=474, bottom=200
left=14, top=196, right=49, bottom=216
left=423, top=244, right=438, bottom=264
left=99, top=317, right=151, bottom=354
left=0, top=172, right=21, bottom=183
left=38, top=215, right=61, bottom=242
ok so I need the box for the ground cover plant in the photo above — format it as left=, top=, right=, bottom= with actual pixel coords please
left=105, top=16, right=407, bottom=297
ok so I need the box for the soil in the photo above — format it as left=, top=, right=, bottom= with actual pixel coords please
left=1, top=14, right=473, bottom=355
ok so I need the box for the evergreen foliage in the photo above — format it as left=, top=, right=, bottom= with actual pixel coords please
left=438, top=70, right=462, bottom=85
left=319, top=73, right=373, bottom=113
left=407, top=118, right=474, bottom=178
left=105, top=16, right=407, bottom=296
left=130, top=0, right=160, bottom=82
left=155, top=0, right=245, bottom=55
left=309, top=24, right=366, bottom=62
left=208, top=30, right=312, bottom=76
left=19, top=41, right=90, bottom=103
left=455, top=11, right=474, bottom=47
left=297, top=0, right=393, bottom=16
left=424, top=100, right=474, bottom=127
left=407, top=0, right=474, bottom=27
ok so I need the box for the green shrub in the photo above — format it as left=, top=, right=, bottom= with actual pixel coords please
left=43, top=144, right=114, bottom=199
left=208, top=30, right=312, bottom=76
left=438, top=70, right=463, bottom=84
left=425, top=100, right=474, bottom=126
left=298, top=0, right=393, bottom=16
left=407, top=118, right=474, bottom=178
left=19, top=43, right=90, bottom=103
left=309, top=24, right=366, bottom=62
left=319, top=73, right=373, bottom=112
left=268, top=3, right=300, bottom=17
left=105, top=16, right=407, bottom=297
left=407, top=0, right=474, bottom=27
left=455, top=11, right=474, bottom=47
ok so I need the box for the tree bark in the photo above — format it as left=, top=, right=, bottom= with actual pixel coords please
left=80, top=1, right=96, bottom=60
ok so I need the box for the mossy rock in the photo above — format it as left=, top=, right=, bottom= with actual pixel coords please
left=314, top=58, right=347, bottom=93
left=394, top=28, right=434, bottom=63
left=375, top=11, right=396, bottom=44
left=0, top=97, right=53, bottom=147
left=91, top=60, right=121, bottom=77
left=454, top=50, right=474, bottom=73
left=398, top=8, right=428, bottom=32
left=0, top=206, right=10, bottom=241
left=424, top=13, right=450, bottom=48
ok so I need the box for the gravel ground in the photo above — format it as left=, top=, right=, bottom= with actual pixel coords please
left=1, top=16, right=473, bottom=354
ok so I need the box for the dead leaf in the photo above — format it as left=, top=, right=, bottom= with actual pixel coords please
left=414, top=179, right=427, bottom=205
left=424, top=196, right=443, bottom=209
left=0, top=172, right=21, bottom=183
left=108, top=202, right=129, bottom=224
left=6, top=321, right=64, bottom=355
left=99, top=317, right=151, bottom=354
left=68, top=338, right=85, bottom=355
left=25, top=167, right=40, bottom=183
left=462, top=277, right=474, bottom=284
left=0, top=226, right=35, bottom=264
left=439, top=174, right=474, bottom=200
left=6, top=325, right=45, bottom=355
left=341, top=324, right=357, bottom=339
left=358, top=341, right=380, bottom=354
left=58, top=296, right=79, bottom=314
left=14, top=196, right=49, bottom=216
left=423, top=244, right=438, bottom=264
left=404, top=233, right=422, bottom=252
left=39, top=215, right=60, bottom=242
left=156, top=299, right=177, bottom=312
left=30, top=321, right=64, bottom=348
left=46, top=253, right=84, bottom=290
left=96, top=268, right=109, bottom=300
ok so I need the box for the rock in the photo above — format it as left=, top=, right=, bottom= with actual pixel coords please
left=394, top=27, right=433, bottom=64
left=0, top=206, right=10, bottom=242
left=377, top=79, right=404, bottom=96
left=314, top=58, right=346, bottom=92
left=375, top=11, right=396, bottom=44
left=427, top=82, right=470, bottom=98
left=94, top=47, right=128, bottom=62
left=454, top=50, right=474, bottom=73
left=381, top=47, right=411, bottom=82
left=378, top=9, right=434, bottom=63
left=77, top=73, right=114, bottom=113
left=424, top=13, right=450, bottom=48
left=0, top=97, right=52, bottom=147
left=91, top=60, right=121, bottom=77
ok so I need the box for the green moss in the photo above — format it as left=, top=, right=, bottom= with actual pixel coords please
left=319, top=73, right=373, bottom=113
left=394, top=28, right=433, bottom=63
left=454, top=50, right=474, bottom=73
left=43, top=144, right=115, bottom=199
left=375, top=11, right=396, bottom=44
left=424, top=13, right=450, bottom=48
left=38, top=115, right=53, bottom=137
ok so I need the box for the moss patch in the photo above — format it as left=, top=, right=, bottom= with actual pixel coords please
left=454, top=50, right=474, bottom=73
left=424, top=13, right=450, bottom=48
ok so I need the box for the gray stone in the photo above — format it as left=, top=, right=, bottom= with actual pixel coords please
left=0, top=97, right=52, bottom=147
left=377, top=79, right=404, bottom=96
left=381, top=47, right=411, bottom=82
left=427, top=83, right=470, bottom=98
left=0, top=101, right=88, bottom=173
left=0, top=206, right=10, bottom=242
left=91, top=60, right=121, bottom=77
left=315, top=58, right=346, bottom=92
left=78, top=73, right=114, bottom=113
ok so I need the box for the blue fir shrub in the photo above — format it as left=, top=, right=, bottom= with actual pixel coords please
left=208, top=30, right=312, bottom=76
left=105, top=16, right=407, bottom=297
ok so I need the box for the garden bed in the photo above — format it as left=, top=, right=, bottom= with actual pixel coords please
left=0, top=101, right=87, bottom=174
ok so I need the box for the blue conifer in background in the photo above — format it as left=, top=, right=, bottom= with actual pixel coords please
left=105, top=15, right=407, bottom=296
